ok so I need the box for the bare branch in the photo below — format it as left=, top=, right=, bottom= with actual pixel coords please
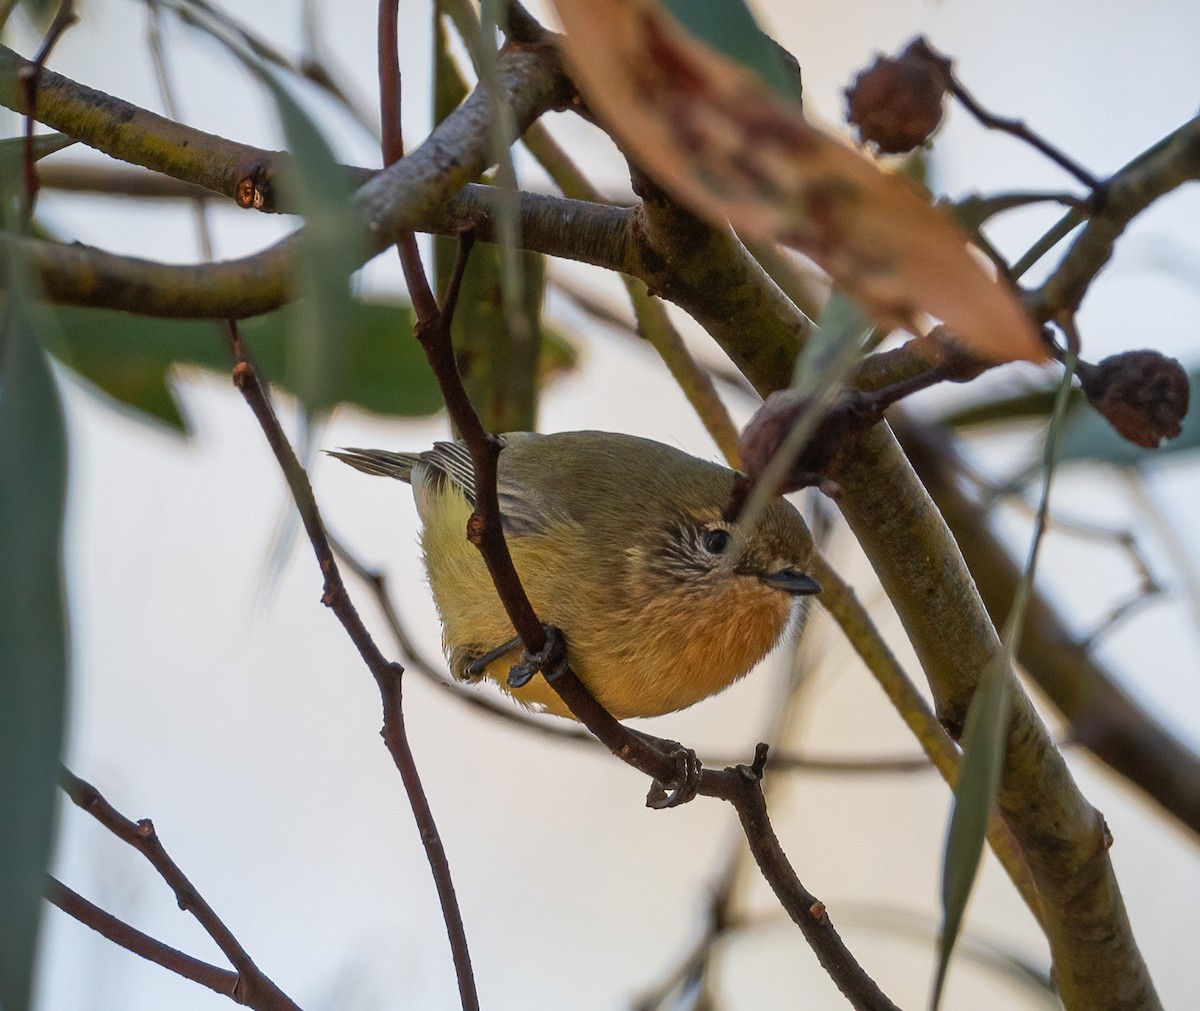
left=59, top=771, right=300, bottom=1011
left=46, top=878, right=241, bottom=1003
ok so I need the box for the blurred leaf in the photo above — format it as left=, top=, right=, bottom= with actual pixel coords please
left=552, top=0, right=1045, bottom=363
left=170, top=1, right=364, bottom=414
left=259, top=72, right=362, bottom=416
left=931, top=652, right=1012, bottom=1010
left=434, top=15, right=548, bottom=433
left=939, top=387, right=1081, bottom=430
left=43, top=299, right=443, bottom=432
left=0, top=263, right=68, bottom=1011
left=0, top=133, right=75, bottom=193
left=792, top=288, right=873, bottom=396
left=1055, top=369, right=1200, bottom=468
left=951, top=370, right=1200, bottom=479
left=662, top=0, right=800, bottom=101
left=933, top=361, right=1075, bottom=1010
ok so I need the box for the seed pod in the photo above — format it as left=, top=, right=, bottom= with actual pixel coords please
left=1078, top=349, right=1190, bottom=448
left=845, top=40, right=950, bottom=154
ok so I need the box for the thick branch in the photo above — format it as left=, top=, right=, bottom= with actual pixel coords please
left=632, top=187, right=1161, bottom=1011
left=0, top=39, right=571, bottom=313
left=896, top=416, right=1200, bottom=842
left=1029, top=115, right=1200, bottom=319
left=829, top=425, right=1158, bottom=1010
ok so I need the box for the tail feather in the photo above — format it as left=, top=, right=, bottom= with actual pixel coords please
left=327, top=448, right=419, bottom=483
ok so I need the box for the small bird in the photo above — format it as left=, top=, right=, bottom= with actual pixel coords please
left=331, top=431, right=819, bottom=720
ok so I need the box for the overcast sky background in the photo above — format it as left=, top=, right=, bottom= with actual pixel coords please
left=9, top=0, right=1200, bottom=1008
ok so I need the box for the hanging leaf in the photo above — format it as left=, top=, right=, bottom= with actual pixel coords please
left=662, top=0, right=800, bottom=101
left=0, top=132, right=75, bottom=194
left=932, top=361, right=1076, bottom=1009
left=551, top=0, right=1045, bottom=363
left=43, top=299, right=443, bottom=432
left=169, top=1, right=365, bottom=414
left=930, top=651, right=1012, bottom=1010
left=433, top=12, right=548, bottom=433
left=0, top=266, right=69, bottom=1011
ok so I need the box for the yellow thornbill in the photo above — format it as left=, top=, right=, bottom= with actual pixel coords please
left=330, top=431, right=819, bottom=719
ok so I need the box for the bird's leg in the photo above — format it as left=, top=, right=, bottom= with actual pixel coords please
left=464, top=636, right=523, bottom=681
left=631, top=729, right=703, bottom=809
left=506, top=624, right=569, bottom=689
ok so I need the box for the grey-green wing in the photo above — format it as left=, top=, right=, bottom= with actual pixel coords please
left=327, top=447, right=422, bottom=482
left=333, top=435, right=558, bottom=538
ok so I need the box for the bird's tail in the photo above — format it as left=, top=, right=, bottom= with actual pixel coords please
left=327, top=447, right=420, bottom=483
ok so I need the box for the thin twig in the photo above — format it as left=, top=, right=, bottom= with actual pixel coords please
left=59, top=770, right=300, bottom=1011
left=223, top=318, right=478, bottom=1011
left=416, top=235, right=899, bottom=1011
left=18, top=0, right=77, bottom=226
left=915, top=37, right=1100, bottom=192
left=46, top=878, right=241, bottom=1002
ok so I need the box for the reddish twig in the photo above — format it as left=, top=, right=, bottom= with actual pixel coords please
left=18, top=0, right=78, bottom=225
left=58, top=770, right=299, bottom=1011
left=375, top=11, right=480, bottom=1006
left=413, top=231, right=898, bottom=1009
left=223, top=320, right=478, bottom=1011
left=913, top=37, right=1101, bottom=193
left=46, top=877, right=242, bottom=1002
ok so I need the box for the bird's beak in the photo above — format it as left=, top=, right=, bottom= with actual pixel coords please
left=759, top=568, right=822, bottom=596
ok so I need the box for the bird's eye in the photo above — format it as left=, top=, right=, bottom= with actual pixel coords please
left=703, top=528, right=731, bottom=554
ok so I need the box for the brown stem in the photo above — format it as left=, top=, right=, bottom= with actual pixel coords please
left=223, top=320, right=478, bottom=1011
left=59, top=770, right=300, bottom=1011
left=46, top=878, right=244, bottom=1003
left=19, top=0, right=78, bottom=225
left=914, top=37, right=1101, bottom=192
left=415, top=237, right=898, bottom=1010
left=897, top=416, right=1200, bottom=842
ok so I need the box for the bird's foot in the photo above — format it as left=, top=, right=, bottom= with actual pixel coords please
left=637, top=732, right=703, bottom=809
left=506, top=624, right=568, bottom=689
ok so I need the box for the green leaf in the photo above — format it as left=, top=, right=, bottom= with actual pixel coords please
left=956, top=369, right=1200, bottom=481
left=0, top=133, right=75, bottom=194
left=938, top=387, right=1081, bottom=430
left=434, top=14, right=548, bottom=433
left=930, top=653, right=1012, bottom=1010
left=42, top=299, right=443, bottom=433
left=932, top=361, right=1076, bottom=1010
left=1055, top=369, right=1200, bottom=468
left=792, top=288, right=873, bottom=395
left=663, top=0, right=801, bottom=101
left=260, top=73, right=363, bottom=416
left=0, top=264, right=69, bottom=1011
left=170, top=1, right=365, bottom=415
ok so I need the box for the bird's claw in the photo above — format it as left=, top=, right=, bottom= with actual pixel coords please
left=507, top=624, right=568, bottom=689
left=645, top=739, right=703, bottom=809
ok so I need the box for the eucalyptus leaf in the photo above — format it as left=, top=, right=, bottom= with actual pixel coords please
left=0, top=133, right=75, bottom=193
left=169, top=2, right=364, bottom=415
left=434, top=14, right=547, bottom=433
left=1055, top=369, right=1200, bottom=468
left=930, top=652, right=1012, bottom=1010
left=961, top=369, right=1200, bottom=482
left=663, top=0, right=801, bottom=101
left=932, top=362, right=1076, bottom=1010
left=792, top=288, right=873, bottom=395
left=43, top=299, right=443, bottom=433
left=0, top=264, right=69, bottom=1011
